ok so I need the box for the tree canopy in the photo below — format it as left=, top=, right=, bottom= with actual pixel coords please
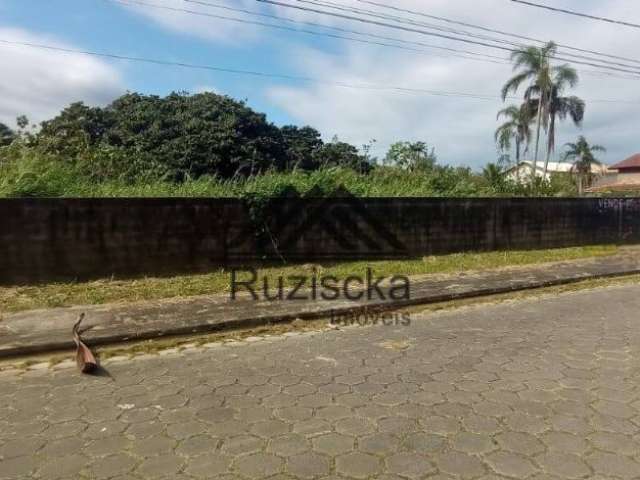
left=384, top=141, right=437, bottom=172
left=0, top=122, right=15, bottom=147
left=563, top=136, right=606, bottom=195
left=501, top=41, right=584, bottom=178
left=34, top=92, right=372, bottom=180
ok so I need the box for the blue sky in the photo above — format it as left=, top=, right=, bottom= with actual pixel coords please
left=1, top=0, right=639, bottom=167
left=1, top=0, right=307, bottom=125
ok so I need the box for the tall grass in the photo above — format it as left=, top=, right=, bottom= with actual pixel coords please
left=0, top=145, right=575, bottom=198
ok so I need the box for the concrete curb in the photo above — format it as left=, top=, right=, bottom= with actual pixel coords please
left=2, top=258, right=640, bottom=359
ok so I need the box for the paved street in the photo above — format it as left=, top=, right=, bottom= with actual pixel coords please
left=2, top=284, right=640, bottom=480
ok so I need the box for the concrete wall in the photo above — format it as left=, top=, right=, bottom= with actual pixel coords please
left=1, top=197, right=639, bottom=285
left=619, top=170, right=640, bottom=182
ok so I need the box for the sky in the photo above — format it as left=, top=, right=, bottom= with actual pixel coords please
left=1, top=0, right=639, bottom=168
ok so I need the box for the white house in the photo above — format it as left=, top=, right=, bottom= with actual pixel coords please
left=504, top=161, right=608, bottom=182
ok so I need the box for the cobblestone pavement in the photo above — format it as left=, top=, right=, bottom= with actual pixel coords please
left=2, top=284, right=640, bottom=479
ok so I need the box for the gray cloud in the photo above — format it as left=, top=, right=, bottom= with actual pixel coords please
left=0, top=27, right=124, bottom=128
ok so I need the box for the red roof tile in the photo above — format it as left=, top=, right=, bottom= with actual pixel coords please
left=611, top=153, right=640, bottom=170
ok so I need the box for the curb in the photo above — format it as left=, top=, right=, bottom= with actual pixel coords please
left=2, top=267, right=640, bottom=359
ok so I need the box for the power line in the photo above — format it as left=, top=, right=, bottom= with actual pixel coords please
left=357, top=0, right=640, bottom=65
left=1, top=38, right=637, bottom=104
left=112, top=0, right=640, bottom=82
left=113, top=0, right=640, bottom=81
left=294, top=0, right=640, bottom=72
left=296, top=0, right=640, bottom=69
left=510, top=0, right=640, bottom=29
left=110, top=0, right=509, bottom=65
left=296, top=0, right=533, bottom=48
left=254, top=0, right=640, bottom=76
left=182, top=0, right=509, bottom=63
left=0, top=38, right=508, bottom=100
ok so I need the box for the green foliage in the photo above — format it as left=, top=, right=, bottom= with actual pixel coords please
left=0, top=122, right=15, bottom=147
left=0, top=85, right=591, bottom=200
left=0, top=144, right=583, bottom=199
left=36, top=92, right=292, bottom=181
left=313, top=138, right=372, bottom=173
left=563, top=136, right=606, bottom=195
left=495, top=104, right=534, bottom=164
left=501, top=41, right=583, bottom=177
left=384, top=141, right=436, bottom=172
left=37, top=102, right=113, bottom=158
left=32, top=92, right=372, bottom=182
left=482, top=163, right=506, bottom=192
left=0, top=143, right=77, bottom=197
left=280, top=125, right=324, bottom=170
left=16, top=115, right=29, bottom=130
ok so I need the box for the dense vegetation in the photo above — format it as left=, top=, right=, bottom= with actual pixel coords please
left=1, top=42, right=599, bottom=200
left=0, top=136, right=575, bottom=198
left=495, top=41, right=607, bottom=191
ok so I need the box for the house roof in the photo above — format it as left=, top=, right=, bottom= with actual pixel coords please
left=504, top=161, right=571, bottom=173
left=504, top=161, right=608, bottom=174
left=611, top=153, right=640, bottom=170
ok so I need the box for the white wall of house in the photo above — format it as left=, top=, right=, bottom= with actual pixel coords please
left=504, top=161, right=608, bottom=183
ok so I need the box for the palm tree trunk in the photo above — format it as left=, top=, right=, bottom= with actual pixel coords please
left=577, top=173, right=583, bottom=196
left=543, top=114, right=555, bottom=180
left=516, top=138, right=521, bottom=183
left=533, top=98, right=544, bottom=183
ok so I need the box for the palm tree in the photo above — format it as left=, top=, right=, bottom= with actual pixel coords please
left=543, top=73, right=584, bottom=178
left=502, top=42, right=579, bottom=180
left=494, top=103, right=534, bottom=169
left=563, top=136, right=606, bottom=195
left=482, top=163, right=506, bottom=191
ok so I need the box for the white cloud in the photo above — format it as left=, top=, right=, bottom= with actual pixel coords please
left=193, top=84, right=219, bottom=94
left=114, top=0, right=360, bottom=43
left=0, top=27, right=124, bottom=127
left=116, top=0, right=263, bottom=43
left=263, top=0, right=640, bottom=167
left=109, top=0, right=640, bottom=167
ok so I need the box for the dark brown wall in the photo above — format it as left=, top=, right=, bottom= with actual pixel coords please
left=1, top=197, right=639, bottom=285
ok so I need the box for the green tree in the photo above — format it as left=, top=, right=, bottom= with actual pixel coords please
left=544, top=83, right=584, bottom=177
left=281, top=125, right=324, bottom=171
left=361, top=139, right=378, bottom=165
left=35, top=92, right=374, bottom=180
left=562, top=136, right=605, bottom=196
left=495, top=103, right=534, bottom=166
left=37, top=92, right=291, bottom=180
left=482, top=163, right=506, bottom=192
left=109, top=92, right=288, bottom=179
left=38, top=102, right=114, bottom=159
left=0, top=122, right=15, bottom=147
left=502, top=42, right=579, bottom=180
left=314, top=139, right=371, bottom=173
left=384, top=141, right=437, bottom=172
left=16, top=115, right=29, bottom=130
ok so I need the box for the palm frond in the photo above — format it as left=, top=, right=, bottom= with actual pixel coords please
left=496, top=105, right=520, bottom=121
left=501, top=72, right=530, bottom=100
left=553, top=64, right=579, bottom=90
left=552, top=96, right=585, bottom=126
left=509, top=47, right=542, bottom=71
left=541, top=41, right=558, bottom=58
left=495, top=122, right=515, bottom=150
